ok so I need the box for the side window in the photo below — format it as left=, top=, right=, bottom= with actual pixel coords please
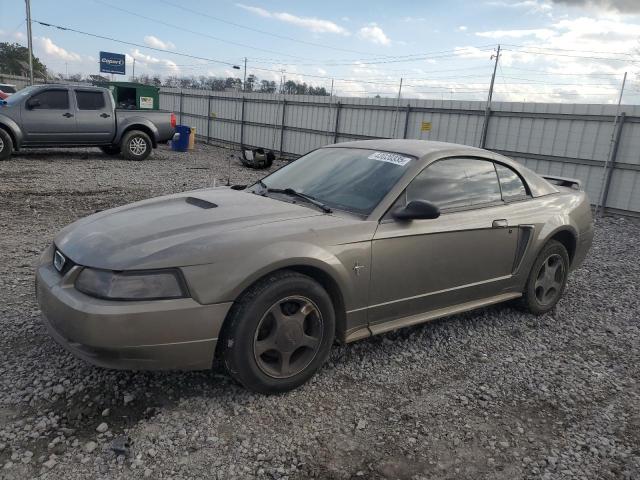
left=75, top=91, right=106, bottom=110
left=407, top=158, right=502, bottom=210
left=495, top=163, right=529, bottom=200
left=28, top=90, right=69, bottom=109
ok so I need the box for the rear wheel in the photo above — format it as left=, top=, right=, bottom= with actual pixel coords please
left=100, top=145, right=121, bottom=156
left=0, top=129, right=13, bottom=161
left=220, top=271, right=335, bottom=394
left=521, top=240, right=570, bottom=315
left=121, top=130, right=152, bottom=161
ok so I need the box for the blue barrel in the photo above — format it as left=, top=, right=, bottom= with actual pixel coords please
left=171, top=125, right=191, bottom=152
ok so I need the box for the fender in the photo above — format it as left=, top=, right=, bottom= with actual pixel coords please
left=0, top=114, right=23, bottom=149
left=181, top=240, right=357, bottom=310
left=114, top=116, right=160, bottom=146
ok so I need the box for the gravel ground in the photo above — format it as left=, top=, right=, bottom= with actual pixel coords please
left=0, top=143, right=639, bottom=480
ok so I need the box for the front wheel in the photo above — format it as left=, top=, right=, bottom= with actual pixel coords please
left=121, top=130, right=152, bottom=161
left=521, top=240, right=570, bottom=315
left=0, top=129, right=13, bottom=161
left=220, top=271, right=335, bottom=394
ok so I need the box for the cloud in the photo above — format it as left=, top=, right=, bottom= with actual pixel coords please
left=130, top=48, right=179, bottom=74
left=485, top=0, right=553, bottom=14
left=358, top=24, right=391, bottom=45
left=551, top=0, right=640, bottom=12
left=236, top=4, right=348, bottom=34
left=476, top=28, right=555, bottom=39
left=37, top=37, right=82, bottom=62
left=458, top=26, right=468, bottom=31
left=144, top=35, right=176, bottom=50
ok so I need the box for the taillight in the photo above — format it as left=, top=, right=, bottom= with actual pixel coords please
left=170, top=112, right=176, bottom=128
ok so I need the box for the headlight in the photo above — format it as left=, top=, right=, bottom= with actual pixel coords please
left=75, top=268, right=188, bottom=300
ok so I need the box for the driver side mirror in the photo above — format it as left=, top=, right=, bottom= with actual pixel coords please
left=26, top=98, right=40, bottom=109
left=392, top=200, right=440, bottom=221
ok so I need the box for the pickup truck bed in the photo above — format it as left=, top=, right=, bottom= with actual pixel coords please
left=0, top=84, right=176, bottom=161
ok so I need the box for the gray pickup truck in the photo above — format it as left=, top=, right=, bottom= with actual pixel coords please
left=0, top=84, right=176, bottom=161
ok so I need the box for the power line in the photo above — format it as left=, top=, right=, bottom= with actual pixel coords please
left=154, top=0, right=381, bottom=57
left=33, top=20, right=239, bottom=67
left=503, top=47, right=640, bottom=64
left=93, top=0, right=307, bottom=60
left=500, top=66, right=624, bottom=76
left=501, top=43, right=638, bottom=59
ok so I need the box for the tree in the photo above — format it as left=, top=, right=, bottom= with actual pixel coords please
left=164, top=75, right=180, bottom=88
left=0, top=42, right=47, bottom=77
left=259, top=80, right=277, bottom=93
left=224, top=77, right=242, bottom=90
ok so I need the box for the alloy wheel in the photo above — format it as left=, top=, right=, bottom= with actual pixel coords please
left=534, top=253, right=565, bottom=306
left=0, top=137, right=4, bottom=151
left=129, top=137, right=147, bottom=156
left=253, top=295, right=323, bottom=379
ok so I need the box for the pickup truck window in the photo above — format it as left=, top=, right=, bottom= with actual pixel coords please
left=30, top=90, right=69, bottom=110
left=76, top=90, right=105, bottom=110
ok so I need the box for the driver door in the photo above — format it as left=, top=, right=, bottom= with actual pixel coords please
left=368, top=157, right=519, bottom=326
left=21, top=88, right=76, bottom=144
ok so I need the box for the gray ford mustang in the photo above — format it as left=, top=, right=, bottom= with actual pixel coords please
left=36, top=140, right=593, bottom=393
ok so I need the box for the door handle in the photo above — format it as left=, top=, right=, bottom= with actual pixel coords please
left=492, top=219, right=508, bottom=228
left=100, top=113, right=111, bottom=118
left=62, top=112, right=74, bottom=118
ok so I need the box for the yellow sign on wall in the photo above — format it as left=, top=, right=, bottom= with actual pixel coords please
left=421, top=121, right=432, bottom=132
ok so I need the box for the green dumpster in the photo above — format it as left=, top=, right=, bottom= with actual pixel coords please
left=93, top=81, right=160, bottom=110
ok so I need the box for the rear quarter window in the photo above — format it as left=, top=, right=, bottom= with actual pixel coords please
left=495, top=164, right=529, bottom=200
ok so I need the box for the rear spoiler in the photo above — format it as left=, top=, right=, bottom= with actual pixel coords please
left=541, top=175, right=581, bottom=190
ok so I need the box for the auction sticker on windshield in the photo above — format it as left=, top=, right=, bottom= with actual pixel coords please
left=368, top=151, right=412, bottom=166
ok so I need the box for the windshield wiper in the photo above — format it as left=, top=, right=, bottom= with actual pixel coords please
left=267, top=188, right=332, bottom=213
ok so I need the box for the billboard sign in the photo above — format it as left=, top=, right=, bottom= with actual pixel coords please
left=99, top=51, right=126, bottom=75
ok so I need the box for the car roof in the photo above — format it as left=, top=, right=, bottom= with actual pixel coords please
left=322, top=139, right=486, bottom=158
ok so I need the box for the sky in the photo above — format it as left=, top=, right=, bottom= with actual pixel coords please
left=1, top=0, right=639, bottom=103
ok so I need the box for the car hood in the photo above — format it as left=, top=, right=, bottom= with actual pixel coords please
left=55, top=188, right=324, bottom=270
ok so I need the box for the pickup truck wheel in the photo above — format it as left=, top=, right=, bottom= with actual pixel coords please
left=100, top=145, right=121, bottom=156
left=121, top=130, right=152, bottom=161
left=221, top=270, right=335, bottom=394
left=0, top=129, right=13, bottom=161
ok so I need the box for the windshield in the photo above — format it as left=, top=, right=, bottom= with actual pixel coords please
left=4, top=86, right=38, bottom=105
left=254, top=147, right=414, bottom=215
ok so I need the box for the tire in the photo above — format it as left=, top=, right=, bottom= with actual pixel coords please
left=100, top=145, right=121, bottom=156
left=121, top=130, right=152, bottom=161
left=521, top=240, right=570, bottom=315
left=220, top=270, right=335, bottom=394
left=0, top=129, right=13, bottom=161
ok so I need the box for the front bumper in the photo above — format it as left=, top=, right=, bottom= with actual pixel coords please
left=36, top=255, right=232, bottom=371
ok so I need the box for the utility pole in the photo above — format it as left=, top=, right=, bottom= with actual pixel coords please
left=480, top=44, right=501, bottom=148
left=243, top=57, right=247, bottom=92
left=25, top=0, right=34, bottom=85
left=595, top=71, right=627, bottom=217
left=330, top=78, right=334, bottom=97
left=132, top=58, right=136, bottom=81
